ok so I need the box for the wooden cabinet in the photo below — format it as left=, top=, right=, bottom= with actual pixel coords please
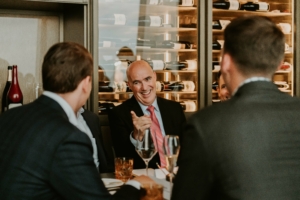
left=96, top=0, right=200, bottom=114
left=211, top=0, right=295, bottom=103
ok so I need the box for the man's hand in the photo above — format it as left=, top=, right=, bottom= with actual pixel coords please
left=131, top=111, right=152, bottom=141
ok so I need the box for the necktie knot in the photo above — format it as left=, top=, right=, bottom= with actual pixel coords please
left=147, top=105, right=155, bottom=113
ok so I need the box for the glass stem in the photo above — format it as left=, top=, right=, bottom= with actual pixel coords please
left=144, top=160, right=149, bottom=176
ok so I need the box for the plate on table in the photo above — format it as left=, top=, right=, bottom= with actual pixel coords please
left=102, top=178, right=124, bottom=188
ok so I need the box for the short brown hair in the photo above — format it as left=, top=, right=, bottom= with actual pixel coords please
left=42, top=42, right=93, bottom=93
left=223, top=16, right=285, bottom=76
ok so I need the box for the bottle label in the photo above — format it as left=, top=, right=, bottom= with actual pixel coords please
left=229, top=1, right=239, bottom=10
left=181, top=0, right=194, bottom=6
left=186, top=60, right=197, bottom=70
left=149, top=0, right=159, bottom=4
left=114, top=14, right=126, bottom=25
left=173, top=42, right=182, bottom=49
left=217, top=40, right=224, bottom=49
left=152, top=60, right=164, bottom=70
left=156, top=81, right=163, bottom=92
left=219, top=20, right=231, bottom=29
left=103, top=41, right=112, bottom=47
left=257, top=2, right=269, bottom=11
left=8, top=103, right=22, bottom=109
left=149, top=16, right=162, bottom=27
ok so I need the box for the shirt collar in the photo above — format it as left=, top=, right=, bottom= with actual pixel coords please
left=232, top=77, right=271, bottom=96
left=137, top=98, right=158, bottom=114
left=43, top=91, right=79, bottom=127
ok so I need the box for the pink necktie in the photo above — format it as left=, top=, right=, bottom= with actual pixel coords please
left=147, top=105, right=166, bottom=167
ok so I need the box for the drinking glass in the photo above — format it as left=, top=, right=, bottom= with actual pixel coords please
left=135, top=129, right=158, bottom=176
left=163, top=135, right=180, bottom=183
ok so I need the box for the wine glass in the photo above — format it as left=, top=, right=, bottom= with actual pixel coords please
left=163, top=135, right=180, bottom=183
left=135, top=129, right=158, bottom=176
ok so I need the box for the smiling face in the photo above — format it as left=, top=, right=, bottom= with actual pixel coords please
left=127, top=60, right=157, bottom=106
left=217, top=73, right=230, bottom=101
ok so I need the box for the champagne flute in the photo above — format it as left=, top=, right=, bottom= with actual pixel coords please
left=163, top=135, right=180, bottom=183
left=135, top=129, right=158, bottom=176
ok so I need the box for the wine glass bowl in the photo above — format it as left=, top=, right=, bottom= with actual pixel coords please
left=163, top=135, right=180, bottom=183
left=135, top=129, right=158, bottom=176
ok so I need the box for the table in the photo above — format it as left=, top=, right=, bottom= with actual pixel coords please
left=100, top=172, right=172, bottom=200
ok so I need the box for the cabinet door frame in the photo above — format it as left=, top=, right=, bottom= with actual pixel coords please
left=26, top=0, right=89, bottom=4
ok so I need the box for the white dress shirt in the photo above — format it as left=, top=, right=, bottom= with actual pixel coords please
left=43, top=91, right=99, bottom=170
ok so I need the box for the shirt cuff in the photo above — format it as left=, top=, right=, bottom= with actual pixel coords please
left=125, top=180, right=141, bottom=190
left=130, top=131, right=138, bottom=146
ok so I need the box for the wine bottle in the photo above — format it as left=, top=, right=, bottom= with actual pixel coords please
left=99, top=81, right=115, bottom=92
left=146, top=60, right=165, bottom=70
left=179, top=0, right=194, bottom=6
left=99, top=38, right=123, bottom=47
left=212, top=20, right=231, bottom=30
left=164, top=61, right=188, bottom=70
left=7, top=65, right=23, bottom=109
left=240, top=1, right=269, bottom=11
left=138, top=16, right=162, bottom=27
left=161, top=0, right=180, bottom=5
left=212, top=40, right=224, bottom=50
left=141, top=0, right=160, bottom=4
left=99, top=14, right=126, bottom=25
left=162, top=81, right=185, bottom=91
left=158, top=40, right=195, bottom=49
left=136, top=38, right=156, bottom=48
left=98, top=102, right=116, bottom=113
left=213, top=0, right=240, bottom=10
left=1, top=66, right=12, bottom=113
left=179, top=41, right=197, bottom=49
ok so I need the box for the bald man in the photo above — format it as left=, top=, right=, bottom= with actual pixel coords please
left=108, top=60, right=186, bottom=169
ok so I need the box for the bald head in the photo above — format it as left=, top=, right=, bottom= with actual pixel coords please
left=126, top=60, right=157, bottom=106
left=126, top=60, right=152, bottom=79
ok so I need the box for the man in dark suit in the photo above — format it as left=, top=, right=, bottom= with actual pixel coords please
left=171, top=16, right=300, bottom=200
left=81, top=109, right=114, bottom=173
left=0, top=42, right=153, bottom=200
left=109, top=60, right=186, bottom=169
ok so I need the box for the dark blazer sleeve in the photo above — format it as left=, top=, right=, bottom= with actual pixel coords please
left=50, top=126, right=141, bottom=200
left=171, top=115, right=212, bottom=200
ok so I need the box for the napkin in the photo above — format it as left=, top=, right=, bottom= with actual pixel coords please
left=132, top=168, right=155, bottom=177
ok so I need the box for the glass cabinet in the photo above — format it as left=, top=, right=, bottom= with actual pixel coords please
left=211, top=0, right=295, bottom=103
left=97, top=0, right=199, bottom=114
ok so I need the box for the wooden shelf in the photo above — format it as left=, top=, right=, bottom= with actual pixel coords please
left=213, top=9, right=291, bottom=17
left=98, top=24, right=197, bottom=33
left=98, top=91, right=196, bottom=94
left=98, top=69, right=197, bottom=73
left=99, top=2, right=197, bottom=13
left=98, top=46, right=197, bottom=53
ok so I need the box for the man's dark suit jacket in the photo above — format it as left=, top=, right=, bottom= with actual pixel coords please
left=108, top=96, right=186, bottom=169
left=0, top=95, right=140, bottom=200
left=81, top=109, right=114, bottom=173
left=172, top=81, right=300, bottom=200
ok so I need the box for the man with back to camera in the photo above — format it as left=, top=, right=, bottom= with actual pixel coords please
left=0, top=42, right=154, bottom=200
left=171, top=16, right=300, bottom=199
left=108, top=60, right=186, bottom=169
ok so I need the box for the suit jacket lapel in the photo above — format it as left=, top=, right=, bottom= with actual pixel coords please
left=157, top=97, right=172, bottom=136
left=129, top=96, right=144, bottom=117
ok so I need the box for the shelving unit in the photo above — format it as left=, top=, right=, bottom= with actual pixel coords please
left=97, top=0, right=199, bottom=113
left=211, top=0, right=294, bottom=102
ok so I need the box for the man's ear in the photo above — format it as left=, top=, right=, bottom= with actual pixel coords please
left=82, top=76, right=91, bottom=92
left=221, top=53, right=232, bottom=74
